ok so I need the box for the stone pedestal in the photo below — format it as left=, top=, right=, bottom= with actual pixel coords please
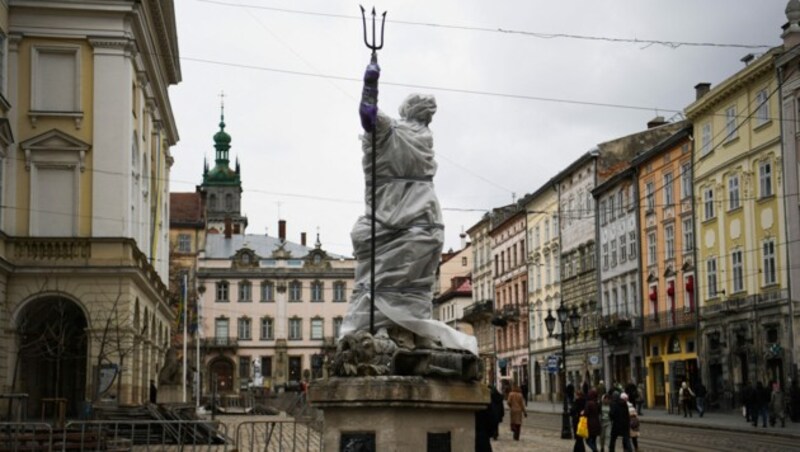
left=156, top=384, right=183, bottom=403
left=309, top=376, right=488, bottom=452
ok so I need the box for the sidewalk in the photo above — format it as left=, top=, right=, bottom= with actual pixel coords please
left=523, top=399, right=800, bottom=438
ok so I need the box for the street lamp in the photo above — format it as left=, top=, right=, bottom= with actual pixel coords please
left=545, top=304, right=581, bottom=440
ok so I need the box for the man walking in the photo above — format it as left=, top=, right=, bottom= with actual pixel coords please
left=695, top=382, right=707, bottom=417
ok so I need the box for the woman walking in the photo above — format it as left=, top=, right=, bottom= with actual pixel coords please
left=585, top=389, right=602, bottom=452
left=507, top=384, right=526, bottom=441
left=571, top=390, right=587, bottom=452
left=625, top=393, right=640, bottom=452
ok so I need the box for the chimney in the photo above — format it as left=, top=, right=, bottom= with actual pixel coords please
left=740, top=53, right=755, bottom=66
left=647, top=116, right=667, bottom=129
left=301, top=232, right=307, bottom=247
left=460, top=232, right=467, bottom=250
left=279, top=220, right=286, bottom=241
left=224, top=217, right=232, bottom=239
left=784, top=0, right=800, bottom=49
left=694, top=83, right=711, bottom=100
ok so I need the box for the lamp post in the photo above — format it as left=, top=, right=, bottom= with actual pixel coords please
left=545, top=304, right=581, bottom=440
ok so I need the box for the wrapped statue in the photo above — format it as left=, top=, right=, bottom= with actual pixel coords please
left=339, top=57, right=478, bottom=357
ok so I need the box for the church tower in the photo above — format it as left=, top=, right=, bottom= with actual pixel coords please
left=200, top=102, right=248, bottom=235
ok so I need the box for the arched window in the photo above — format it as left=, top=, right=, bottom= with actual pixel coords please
left=225, top=193, right=233, bottom=211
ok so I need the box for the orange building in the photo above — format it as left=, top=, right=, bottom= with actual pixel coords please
left=631, top=124, right=698, bottom=410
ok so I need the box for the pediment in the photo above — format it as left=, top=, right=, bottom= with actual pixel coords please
left=20, top=129, right=90, bottom=152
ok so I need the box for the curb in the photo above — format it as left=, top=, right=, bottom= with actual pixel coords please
left=525, top=407, right=800, bottom=440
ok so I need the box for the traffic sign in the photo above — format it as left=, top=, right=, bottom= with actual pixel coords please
left=547, top=355, right=559, bottom=374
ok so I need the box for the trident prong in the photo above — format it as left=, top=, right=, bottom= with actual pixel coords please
left=360, top=4, right=386, bottom=54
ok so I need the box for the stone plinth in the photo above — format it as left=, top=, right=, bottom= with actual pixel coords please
left=309, top=376, right=488, bottom=452
left=156, top=384, right=183, bottom=403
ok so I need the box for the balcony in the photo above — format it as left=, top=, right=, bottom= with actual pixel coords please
left=462, top=300, right=493, bottom=321
left=598, top=313, right=639, bottom=344
left=642, top=310, right=696, bottom=334
left=202, top=336, right=238, bottom=349
left=701, top=289, right=789, bottom=317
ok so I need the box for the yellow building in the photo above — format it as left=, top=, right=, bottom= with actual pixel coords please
left=524, top=182, right=561, bottom=401
left=0, top=1, right=180, bottom=413
left=631, top=124, right=697, bottom=410
left=686, top=48, right=789, bottom=400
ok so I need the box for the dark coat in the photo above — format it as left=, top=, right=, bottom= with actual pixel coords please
left=609, top=400, right=630, bottom=435
left=585, top=400, right=602, bottom=437
left=475, top=404, right=494, bottom=452
left=695, top=384, right=707, bottom=398
left=625, top=383, right=638, bottom=404
left=756, top=384, right=771, bottom=409
left=571, top=396, right=586, bottom=429
left=490, top=387, right=504, bottom=425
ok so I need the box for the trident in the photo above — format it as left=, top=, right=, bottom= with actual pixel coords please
left=360, top=5, right=386, bottom=335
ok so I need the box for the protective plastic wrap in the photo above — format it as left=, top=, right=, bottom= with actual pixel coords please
left=341, top=96, right=479, bottom=356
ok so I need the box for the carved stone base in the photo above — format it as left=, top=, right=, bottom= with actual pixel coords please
left=308, top=376, right=489, bottom=451
left=156, top=384, right=183, bottom=403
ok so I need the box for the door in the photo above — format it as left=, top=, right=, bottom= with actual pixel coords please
left=652, top=362, right=665, bottom=407
left=288, top=356, right=302, bottom=382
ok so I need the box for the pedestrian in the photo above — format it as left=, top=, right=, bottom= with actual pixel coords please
left=624, top=382, right=638, bottom=412
left=489, top=385, right=504, bottom=440
left=597, top=380, right=607, bottom=398
left=679, top=381, right=695, bottom=418
left=571, top=390, right=587, bottom=452
left=507, top=384, right=527, bottom=441
left=636, top=382, right=645, bottom=415
left=789, top=379, right=800, bottom=422
left=742, top=381, right=755, bottom=422
left=754, top=381, right=770, bottom=428
left=695, top=382, right=707, bottom=417
left=608, top=391, right=631, bottom=452
left=149, top=379, right=157, bottom=404
left=475, top=394, right=494, bottom=452
left=600, top=393, right=612, bottom=452
left=769, top=380, right=786, bottom=428
left=585, top=389, right=602, bottom=452
left=625, top=393, right=640, bottom=452
left=567, top=380, right=576, bottom=408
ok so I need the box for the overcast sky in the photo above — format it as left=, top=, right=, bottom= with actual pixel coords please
left=169, top=0, right=787, bottom=257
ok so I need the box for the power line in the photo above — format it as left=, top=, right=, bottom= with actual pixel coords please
left=194, top=0, right=772, bottom=50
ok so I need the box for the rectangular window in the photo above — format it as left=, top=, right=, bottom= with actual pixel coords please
left=238, top=317, right=252, bottom=340
left=619, top=234, right=627, bottom=263
left=534, top=225, right=540, bottom=249
left=663, top=173, right=674, bottom=206
left=621, top=285, right=628, bottom=315
left=732, top=250, right=744, bottom=293
left=610, top=239, right=617, bottom=267
left=755, top=89, right=769, bottom=126
left=239, top=357, right=251, bottom=384
left=333, top=317, right=343, bottom=339
left=706, top=258, right=717, bottom=298
left=289, top=281, right=302, bottom=302
left=665, top=225, right=675, bottom=260
left=725, top=105, right=737, bottom=141
left=545, top=254, right=552, bottom=284
left=238, top=282, right=252, bottom=302
left=289, top=318, right=302, bottom=340
left=311, top=281, right=324, bottom=302
left=260, top=317, right=274, bottom=340
left=216, top=282, right=229, bottom=302
left=609, top=196, right=616, bottom=222
left=681, top=162, right=692, bottom=199
left=683, top=218, right=694, bottom=253
left=630, top=282, right=638, bottom=315
left=701, top=122, right=712, bottom=155
left=728, top=174, right=740, bottom=210
left=600, top=200, right=607, bottom=225
left=759, top=160, right=773, bottom=198
left=544, top=219, right=550, bottom=241
left=647, top=232, right=656, bottom=266
left=333, top=282, right=346, bottom=302
left=32, top=46, right=81, bottom=112
left=261, top=281, right=274, bottom=302
left=763, top=240, right=777, bottom=285
left=617, top=191, right=624, bottom=217
left=311, top=318, right=324, bottom=340
left=704, top=187, right=715, bottom=220
left=645, top=182, right=655, bottom=211
left=178, top=234, right=191, bottom=253
left=602, top=243, right=609, bottom=269
left=214, top=317, right=229, bottom=342
left=552, top=214, right=558, bottom=237
left=554, top=254, right=560, bottom=283
left=628, top=231, right=636, bottom=260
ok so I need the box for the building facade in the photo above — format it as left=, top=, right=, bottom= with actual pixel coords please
left=556, top=152, right=602, bottom=386
left=490, top=206, right=529, bottom=393
left=465, top=215, right=495, bottom=385
left=594, top=167, right=643, bottom=388
left=0, top=1, right=180, bottom=413
left=433, top=238, right=473, bottom=333
left=631, top=125, right=698, bottom=409
left=524, top=183, right=562, bottom=401
left=686, top=48, right=790, bottom=398
left=777, top=0, right=800, bottom=385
